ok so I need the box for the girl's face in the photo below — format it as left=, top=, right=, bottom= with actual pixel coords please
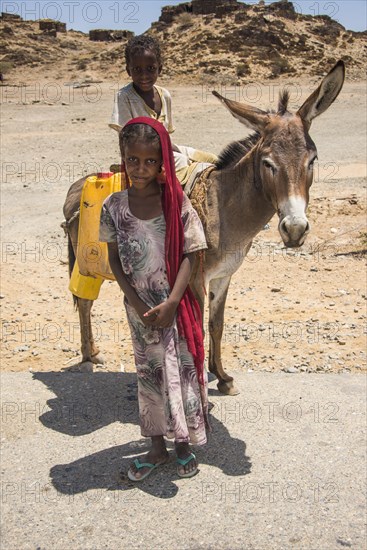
left=124, top=140, right=162, bottom=190
left=127, top=50, right=161, bottom=93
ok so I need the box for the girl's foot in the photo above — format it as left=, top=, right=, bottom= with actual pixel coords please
left=128, top=436, right=168, bottom=481
left=175, top=442, right=198, bottom=477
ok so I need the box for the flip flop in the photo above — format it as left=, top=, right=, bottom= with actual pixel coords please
left=176, top=452, right=198, bottom=478
left=127, top=457, right=168, bottom=482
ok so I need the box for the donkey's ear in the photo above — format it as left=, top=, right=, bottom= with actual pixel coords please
left=212, top=91, right=269, bottom=132
left=297, top=60, right=345, bottom=125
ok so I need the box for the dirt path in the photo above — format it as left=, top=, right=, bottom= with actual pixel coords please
left=1, top=79, right=366, bottom=374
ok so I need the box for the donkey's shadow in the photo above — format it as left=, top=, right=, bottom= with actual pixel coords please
left=33, top=372, right=251, bottom=498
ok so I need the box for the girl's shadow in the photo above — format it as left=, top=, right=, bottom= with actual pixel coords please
left=33, top=372, right=252, bottom=499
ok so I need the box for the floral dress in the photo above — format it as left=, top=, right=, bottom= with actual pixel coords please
left=99, top=190, right=208, bottom=445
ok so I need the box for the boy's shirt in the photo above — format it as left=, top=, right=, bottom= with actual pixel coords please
left=109, top=83, right=175, bottom=133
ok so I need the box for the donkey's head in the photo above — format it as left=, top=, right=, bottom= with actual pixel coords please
left=213, top=61, right=345, bottom=247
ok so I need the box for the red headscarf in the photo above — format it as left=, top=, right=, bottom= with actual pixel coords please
left=123, top=117, right=205, bottom=386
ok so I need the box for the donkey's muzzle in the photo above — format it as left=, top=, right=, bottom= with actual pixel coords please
left=279, top=216, right=310, bottom=248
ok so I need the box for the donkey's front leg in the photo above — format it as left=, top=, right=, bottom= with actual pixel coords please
left=77, top=298, right=104, bottom=370
left=209, top=276, right=239, bottom=395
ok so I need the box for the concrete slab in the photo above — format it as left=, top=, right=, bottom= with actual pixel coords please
left=1, top=372, right=366, bottom=549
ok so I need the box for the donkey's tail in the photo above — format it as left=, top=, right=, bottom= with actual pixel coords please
left=61, top=219, right=78, bottom=310
left=61, top=211, right=80, bottom=310
left=67, top=233, right=78, bottom=310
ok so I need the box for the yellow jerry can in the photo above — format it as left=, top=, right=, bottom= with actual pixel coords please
left=69, top=260, right=104, bottom=301
left=69, top=171, right=126, bottom=300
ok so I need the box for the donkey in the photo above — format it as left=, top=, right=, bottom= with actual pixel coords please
left=63, top=61, right=345, bottom=394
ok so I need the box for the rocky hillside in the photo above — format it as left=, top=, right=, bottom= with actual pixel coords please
left=0, top=16, right=129, bottom=83
left=151, top=0, right=366, bottom=81
left=0, top=0, right=366, bottom=83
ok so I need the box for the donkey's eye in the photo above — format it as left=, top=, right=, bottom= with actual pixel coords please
left=263, top=160, right=275, bottom=174
left=308, top=156, right=318, bottom=170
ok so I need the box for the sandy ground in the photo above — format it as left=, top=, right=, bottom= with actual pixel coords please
left=1, top=77, right=366, bottom=375
left=1, top=371, right=366, bottom=550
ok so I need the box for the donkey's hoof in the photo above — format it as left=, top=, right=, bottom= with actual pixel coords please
left=217, top=379, right=240, bottom=396
left=77, top=361, right=94, bottom=373
left=91, top=353, right=105, bottom=365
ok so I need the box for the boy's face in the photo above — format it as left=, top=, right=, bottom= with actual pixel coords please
left=126, top=50, right=161, bottom=93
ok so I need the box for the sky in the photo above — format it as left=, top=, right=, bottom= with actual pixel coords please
left=2, top=0, right=366, bottom=33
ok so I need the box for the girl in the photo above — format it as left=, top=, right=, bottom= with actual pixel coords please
left=109, top=34, right=217, bottom=190
left=99, top=117, right=209, bottom=481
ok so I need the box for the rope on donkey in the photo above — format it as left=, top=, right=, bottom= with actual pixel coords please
left=188, top=165, right=215, bottom=229
left=61, top=208, right=80, bottom=235
left=187, top=165, right=216, bottom=298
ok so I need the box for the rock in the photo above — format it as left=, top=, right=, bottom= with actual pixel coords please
left=75, top=361, right=94, bottom=373
left=336, top=538, right=352, bottom=548
left=14, top=345, right=30, bottom=352
left=283, top=366, right=299, bottom=373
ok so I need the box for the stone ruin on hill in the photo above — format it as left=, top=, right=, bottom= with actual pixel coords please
left=0, top=12, right=133, bottom=42
left=1, top=11, right=22, bottom=21
left=39, top=20, right=66, bottom=33
left=89, top=29, right=134, bottom=42
left=159, top=0, right=295, bottom=23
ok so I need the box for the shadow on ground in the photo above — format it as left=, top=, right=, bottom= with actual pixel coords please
left=33, top=372, right=252, bottom=499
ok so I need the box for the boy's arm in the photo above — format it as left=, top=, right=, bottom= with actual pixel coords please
left=162, top=88, right=176, bottom=134
left=107, top=242, right=155, bottom=324
left=110, top=91, right=133, bottom=129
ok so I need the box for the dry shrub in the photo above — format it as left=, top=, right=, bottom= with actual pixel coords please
left=176, top=12, right=194, bottom=29
left=77, top=59, right=88, bottom=70
left=236, top=62, right=250, bottom=77
left=269, top=54, right=291, bottom=77
left=0, top=61, right=13, bottom=75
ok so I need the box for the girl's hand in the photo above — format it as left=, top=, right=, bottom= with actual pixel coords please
left=143, top=300, right=178, bottom=328
left=133, top=301, right=157, bottom=327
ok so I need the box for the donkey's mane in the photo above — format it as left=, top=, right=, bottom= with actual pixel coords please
left=278, top=90, right=290, bottom=115
left=215, top=91, right=291, bottom=170
left=215, top=132, right=260, bottom=170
